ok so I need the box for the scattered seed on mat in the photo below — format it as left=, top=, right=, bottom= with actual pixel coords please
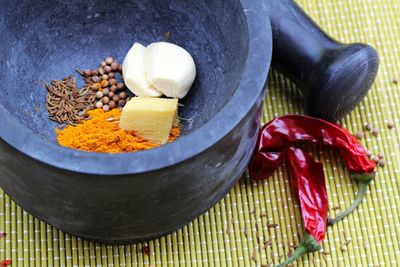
left=387, top=121, right=395, bottom=129
left=372, top=128, right=380, bottom=136
left=355, top=131, right=364, bottom=140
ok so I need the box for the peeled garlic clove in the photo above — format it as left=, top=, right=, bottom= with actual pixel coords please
left=143, top=42, right=196, bottom=99
left=122, top=42, right=163, bottom=97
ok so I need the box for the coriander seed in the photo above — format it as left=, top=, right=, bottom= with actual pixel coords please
left=101, top=61, right=107, bottom=67
left=102, top=96, right=110, bottom=104
left=108, top=91, right=115, bottom=98
left=109, top=78, right=117, bottom=86
left=102, top=88, right=110, bottom=95
left=110, top=85, right=117, bottom=92
left=102, top=104, right=110, bottom=112
left=108, top=72, right=115, bottom=78
left=377, top=159, right=385, bottom=167
left=111, top=62, right=119, bottom=71
left=387, top=121, right=395, bottom=129
left=95, top=101, right=103, bottom=109
left=102, top=74, right=108, bottom=80
left=365, top=123, right=372, bottom=131
left=104, top=66, right=112, bottom=73
left=118, top=99, right=126, bottom=107
left=117, top=82, right=125, bottom=90
left=119, top=92, right=127, bottom=99
left=96, top=91, right=104, bottom=99
left=109, top=100, right=116, bottom=109
left=92, top=70, right=99, bottom=76
left=372, top=128, right=379, bottom=137
left=98, top=67, right=105, bottom=75
left=112, top=95, right=120, bottom=102
left=105, top=57, right=114, bottom=65
left=355, top=131, right=364, bottom=140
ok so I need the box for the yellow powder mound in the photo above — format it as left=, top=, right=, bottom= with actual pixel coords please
left=56, top=109, right=180, bottom=153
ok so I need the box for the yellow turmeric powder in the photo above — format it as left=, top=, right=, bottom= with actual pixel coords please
left=56, top=109, right=180, bottom=153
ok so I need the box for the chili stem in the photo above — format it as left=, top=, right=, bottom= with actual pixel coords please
left=277, top=233, right=321, bottom=267
left=328, top=173, right=375, bottom=225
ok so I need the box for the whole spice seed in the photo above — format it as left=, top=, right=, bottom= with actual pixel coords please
left=118, top=99, right=126, bottom=107
left=109, top=101, right=116, bottom=109
left=251, top=249, right=258, bottom=263
left=44, top=76, right=96, bottom=125
left=108, top=92, right=115, bottom=98
left=96, top=91, right=104, bottom=99
left=108, top=72, right=115, bottom=78
left=143, top=245, right=150, bottom=256
left=263, top=240, right=273, bottom=249
left=96, top=101, right=103, bottom=109
left=111, top=62, right=119, bottom=71
left=117, top=82, right=125, bottom=90
left=267, top=223, right=278, bottom=229
left=103, top=88, right=110, bottom=95
left=109, top=78, right=117, bottom=86
left=92, top=76, right=101, bottom=83
left=387, top=121, right=395, bottom=129
left=365, top=123, right=372, bottom=131
left=377, top=159, right=385, bottom=167
left=102, top=74, right=108, bottom=80
left=372, top=128, right=380, bottom=136
left=101, top=61, right=107, bottom=67
left=83, top=69, right=92, bottom=77
left=105, top=57, right=114, bottom=65
left=119, top=92, right=127, bottom=99
left=102, top=105, right=110, bottom=112
left=104, top=66, right=112, bottom=73
left=355, top=131, right=364, bottom=140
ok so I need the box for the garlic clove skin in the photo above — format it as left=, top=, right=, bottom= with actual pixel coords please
left=143, top=42, right=196, bottom=99
left=122, top=42, right=163, bottom=97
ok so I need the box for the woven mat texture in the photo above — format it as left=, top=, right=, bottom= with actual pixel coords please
left=1, top=0, right=400, bottom=266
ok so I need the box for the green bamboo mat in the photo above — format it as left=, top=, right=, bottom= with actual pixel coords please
left=1, top=0, right=400, bottom=266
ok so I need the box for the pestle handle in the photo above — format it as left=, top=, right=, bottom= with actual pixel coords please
left=268, top=0, right=379, bottom=122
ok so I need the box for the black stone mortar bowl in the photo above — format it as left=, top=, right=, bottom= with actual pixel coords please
left=0, top=0, right=378, bottom=243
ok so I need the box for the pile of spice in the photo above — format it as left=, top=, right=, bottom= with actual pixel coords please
left=56, top=109, right=180, bottom=153
left=77, top=56, right=130, bottom=111
left=45, top=56, right=131, bottom=126
left=44, top=76, right=96, bottom=125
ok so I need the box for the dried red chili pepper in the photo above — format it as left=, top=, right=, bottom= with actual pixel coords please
left=0, top=259, right=12, bottom=267
left=248, top=115, right=376, bottom=224
left=277, top=147, right=328, bottom=266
